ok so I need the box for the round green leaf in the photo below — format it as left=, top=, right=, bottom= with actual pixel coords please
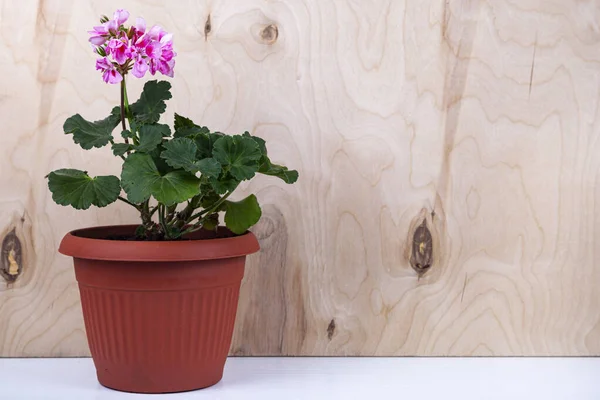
left=224, top=194, right=262, bottom=234
left=121, top=153, right=158, bottom=203
left=212, top=135, right=262, bottom=181
left=193, top=158, right=221, bottom=178
left=243, top=131, right=267, bottom=155
left=47, top=169, right=120, bottom=210
left=160, top=138, right=198, bottom=171
left=137, top=124, right=168, bottom=152
left=121, top=153, right=200, bottom=206
left=151, top=170, right=201, bottom=206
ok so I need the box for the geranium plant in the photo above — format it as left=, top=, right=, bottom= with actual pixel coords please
left=46, top=9, right=297, bottom=240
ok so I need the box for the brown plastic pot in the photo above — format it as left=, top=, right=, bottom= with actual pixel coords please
left=59, top=225, right=259, bottom=394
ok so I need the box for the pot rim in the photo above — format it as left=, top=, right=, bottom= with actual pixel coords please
left=59, top=224, right=260, bottom=262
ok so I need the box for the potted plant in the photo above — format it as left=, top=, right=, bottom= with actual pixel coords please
left=46, top=9, right=298, bottom=394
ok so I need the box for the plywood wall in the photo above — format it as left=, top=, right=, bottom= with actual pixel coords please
left=1, top=0, right=600, bottom=356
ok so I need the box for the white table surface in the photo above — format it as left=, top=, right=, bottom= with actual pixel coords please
left=1, top=357, right=599, bottom=400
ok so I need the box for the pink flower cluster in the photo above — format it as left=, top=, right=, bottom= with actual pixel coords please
left=88, top=9, right=176, bottom=84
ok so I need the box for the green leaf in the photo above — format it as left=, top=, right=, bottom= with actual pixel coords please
left=224, top=194, right=262, bottom=234
left=200, top=187, right=221, bottom=208
left=137, top=124, right=168, bottom=152
left=201, top=213, right=219, bottom=231
left=121, top=153, right=200, bottom=205
left=151, top=171, right=200, bottom=205
left=259, top=157, right=299, bottom=184
left=111, top=105, right=121, bottom=118
left=165, top=225, right=183, bottom=239
left=161, top=138, right=223, bottom=178
left=195, top=132, right=223, bottom=159
left=121, top=153, right=157, bottom=203
left=209, top=175, right=239, bottom=195
left=173, top=113, right=211, bottom=138
left=174, top=125, right=210, bottom=139
left=63, top=113, right=120, bottom=149
left=172, top=120, right=220, bottom=159
left=47, top=169, right=120, bottom=210
left=121, top=129, right=133, bottom=139
left=135, top=225, right=147, bottom=238
left=130, top=80, right=172, bottom=124
left=148, top=145, right=174, bottom=175
left=174, top=113, right=195, bottom=130
left=112, top=143, right=133, bottom=156
left=212, top=135, right=262, bottom=181
left=160, top=138, right=197, bottom=171
left=193, top=158, right=221, bottom=178
left=239, top=133, right=299, bottom=183
left=243, top=131, right=267, bottom=155
left=154, top=123, right=171, bottom=137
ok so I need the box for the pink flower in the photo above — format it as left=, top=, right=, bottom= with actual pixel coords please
left=88, top=25, right=110, bottom=46
left=105, top=19, right=118, bottom=35
left=113, top=9, right=129, bottom=26
left=129, top=25, right=176, bottom=78
left=95, top=57, right=122, bottom=84
left=88, top=11, right=176, bottom=82
left=134, top=34, right=160, bottom=59
left=135, top=17, right=146, bottom=36
left=143, top=29, right=176, bottom=77
left=159, top=34, right=174, bottom=60
left=88, top=9, right=127, bottom=46
left=106, top=37, right=129, bottom=65
left=150, top=58, right=175, bottom=77
left=147, top=25, right=167, bottom=41
left=132, top=56, right=149, bottom=78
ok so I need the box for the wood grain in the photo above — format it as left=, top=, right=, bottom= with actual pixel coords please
left=1, top=0, right=599, bottom=356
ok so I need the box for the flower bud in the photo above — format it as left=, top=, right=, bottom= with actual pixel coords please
left=100, top=15, right=109, bottom=23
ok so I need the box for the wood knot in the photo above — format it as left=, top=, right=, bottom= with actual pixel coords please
left=260, top=24, right=278, bottom=44
left=252, top=206, right=285, bottom=241
left=327, top=319, right=336, bottom=340
left=204, top=14, right=211, bottom=40
left=410, top=219, right=433, bottom=275
left=1, top=229, right=22, bottom=282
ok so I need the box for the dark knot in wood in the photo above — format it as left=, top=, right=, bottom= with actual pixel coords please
left=410, top=219, right=433, bottom=275
left=260, top=24, right=279, bottom=44
left=204, top=14, right=211, bottom=40
left=1, top=229, right=22, bottom=282
left=327, top=319, right=336, bottom=340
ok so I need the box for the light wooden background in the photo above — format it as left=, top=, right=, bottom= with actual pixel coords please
left=1, top=0, right=600, bottom=357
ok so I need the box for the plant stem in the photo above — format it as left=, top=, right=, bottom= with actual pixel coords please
left=172, top=196, right=201, bottom=229
left=180, top=189, right=237, bottom=237
left=158, top=204, right=169, bottom=238
left=117, top=196, right=139, bottom=210
left=119, top=80, right=129, bottom=145
left=188, top=190, right=235, bottom=222
left=140, top=201, right=153, bottom=228
left=122, top=81, right=137, bottom=145
left=165, top=204, right=177, bottom=225
left=187, top=208, right=209, bottom=222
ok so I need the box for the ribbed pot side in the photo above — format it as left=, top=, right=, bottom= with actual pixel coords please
left=59, top=225, right=260, bottom=394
